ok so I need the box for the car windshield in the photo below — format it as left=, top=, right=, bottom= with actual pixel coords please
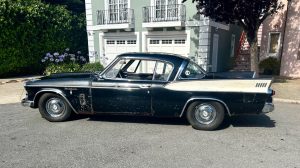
left=180, top=61, right=206, bottom=79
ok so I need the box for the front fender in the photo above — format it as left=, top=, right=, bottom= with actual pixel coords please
left=33, top=88, right=79, bottom=114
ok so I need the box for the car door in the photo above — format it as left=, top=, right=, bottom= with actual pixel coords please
left=91, top=58, right=155, bottom=115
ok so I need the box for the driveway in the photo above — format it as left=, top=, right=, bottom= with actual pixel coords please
left=0, top=102, right=299, bottom=168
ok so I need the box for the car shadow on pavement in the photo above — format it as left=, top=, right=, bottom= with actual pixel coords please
left=219, top=114, right=276, bottom=129
left=88, top=115, right=190, bottom=126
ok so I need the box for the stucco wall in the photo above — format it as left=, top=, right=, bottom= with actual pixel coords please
left=280, top=0, right=300, bottom=77
left=259, top=0, right=288, bottom=60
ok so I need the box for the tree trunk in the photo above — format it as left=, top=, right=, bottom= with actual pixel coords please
left=246, top=30, right=259, bottom=76
left=249, top=40, right=259, bottom=75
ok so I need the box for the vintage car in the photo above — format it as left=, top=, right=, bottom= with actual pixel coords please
left=22, top=53, right=274, bottom=130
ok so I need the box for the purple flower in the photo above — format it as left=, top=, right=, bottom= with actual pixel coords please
left=70, top=57, right=76, bottom=61
left=59, top=58, right=64, bottom=62
left=49, top=54, right=53, bottom=58
left=55, top=59, right=59, bottom=63
left=69, top=54, right=75, bottom=58
left=54, top=52, right=59, bottom=56
left=65, top=48, right=70, bottom=52
left=64, top=53, right=68, bottom=57
left=50, top=58, right=54, bottom=62
left=77, top=51, right=81, bottom=55
left=46, top=53, right=51, bottom=57
left=41, top=59, right=45, bottom=62
left=44, top=57, right=48, bottom=60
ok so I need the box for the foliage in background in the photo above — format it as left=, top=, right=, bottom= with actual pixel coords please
left=43, top=0, right=85, bottom=14
left=183, top=0, right=284, bottom=74
left=0, top=0, right=87, bottom=77
left=81, top=62, right=104, bottom=73
left=259, top=57, right=280, bottom=75
left=44, top=63, right=81, bottom=76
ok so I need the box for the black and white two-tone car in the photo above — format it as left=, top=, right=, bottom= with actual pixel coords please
left=22, top=53, right=275, bottom=130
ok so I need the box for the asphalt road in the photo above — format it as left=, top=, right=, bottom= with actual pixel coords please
left=0, top=102, right=300, bottom=168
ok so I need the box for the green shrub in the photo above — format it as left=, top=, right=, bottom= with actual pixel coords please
left=44, top=63, right=81, bottom=76
left=259, top=57, right=280, bottom=75
left=80, top=62, right=104, bottom=73
left=0, top=0, right=87, bottom=77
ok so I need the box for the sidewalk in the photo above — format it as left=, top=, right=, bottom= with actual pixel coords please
left=271, top=79, right=300, bottom=103
left=0, top=76, right=299, bottom=104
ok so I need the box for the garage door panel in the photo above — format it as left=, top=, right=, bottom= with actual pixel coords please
left=147, top=36, right=188, bottom=56
left=104, top=37, right=138, bottom=65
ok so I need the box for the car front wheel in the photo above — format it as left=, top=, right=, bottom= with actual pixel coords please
left=186, top=101, right=225, bottom=131
left=38, top=93, right=72, bottom=122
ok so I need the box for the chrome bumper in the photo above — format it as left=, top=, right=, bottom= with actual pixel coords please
left=262, top=102, right=274, bottom=113
left=21, top=98, right=34, bottom=108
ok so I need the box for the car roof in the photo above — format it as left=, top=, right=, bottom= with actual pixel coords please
left=117, top=52, right=190, bottom=63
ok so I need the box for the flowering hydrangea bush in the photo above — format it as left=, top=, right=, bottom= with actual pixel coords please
left=42, top=48, right=103, bottom=76
left=41, top=48, right=87, bottom=65
left=42, top=48, right=88, bottom=75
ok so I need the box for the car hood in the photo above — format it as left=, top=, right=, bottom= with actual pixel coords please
left=25, top=73, right=95, bottom=87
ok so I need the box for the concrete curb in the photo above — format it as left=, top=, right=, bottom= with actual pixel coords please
left=273, top=98, right=300, bottom=104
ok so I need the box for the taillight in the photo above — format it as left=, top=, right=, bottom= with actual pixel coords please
left=272, top=90, right=276, bottom=96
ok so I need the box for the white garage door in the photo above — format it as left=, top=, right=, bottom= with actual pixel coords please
left=147, top=36, right=188, bottom=57
left=104, top=37, right=138, bottom=65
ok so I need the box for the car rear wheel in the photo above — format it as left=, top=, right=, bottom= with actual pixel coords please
left=38, top=93, right=72, bottom=122
left=186, top=101, right=225, bottom=131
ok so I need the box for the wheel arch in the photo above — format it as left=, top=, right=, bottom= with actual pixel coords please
left=179, top=97, right=231, bottom=117
left=33, top=88, right=78, bottom=114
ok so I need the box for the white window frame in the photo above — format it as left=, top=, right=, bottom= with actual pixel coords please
left=151, top=0, right=181, bottom=20
left=104, top=0, right=130, bottom=22
left=267, top=32, right=281, bottom=57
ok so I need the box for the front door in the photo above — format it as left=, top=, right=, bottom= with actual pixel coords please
left=92, top=79, right=152, bottom=114
left=92, top=58, right=155, bottom=114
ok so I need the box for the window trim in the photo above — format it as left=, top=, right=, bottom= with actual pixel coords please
left=267, top=32, right=281, bottom=57
left=101, top=57, right=175, bottom=82
left=177, top=60, right=206, bottom=80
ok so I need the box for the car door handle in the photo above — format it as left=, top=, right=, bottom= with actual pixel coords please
left=139, top=84, right=151, bottom=88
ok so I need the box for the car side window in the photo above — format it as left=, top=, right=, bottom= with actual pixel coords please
left=180, top=61, right=205, bottom=79
left=103, top=59, right=127, bottom=79
left=154, top=62, right=173, bottom=81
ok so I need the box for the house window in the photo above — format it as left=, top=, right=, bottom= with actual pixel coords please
left=106, top=40, right=115, bottom=44
left=150, top=40, right=159, bottom=44
left=127, top=40, right=136, bottom=44
left=162, top=40, right=172, bottom=44
left=174, top=39, right=185, bottom=44
left=108, top=0, right=128, bottom=22
left=155, top=0, right=177, bottom=19
left=117, top=40, right=125, bottom=44
left=268, top=32, right=281, bottom=56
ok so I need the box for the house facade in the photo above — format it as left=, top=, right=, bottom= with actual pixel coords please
left=85, top=0, right=241, bottom=72
left=259, top=0, right=300, bottom=77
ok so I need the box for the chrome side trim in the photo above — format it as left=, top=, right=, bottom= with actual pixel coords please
left=33, top=89, right=78, bottom=114
left=26, top=85, right=88, bottom=88
left=179, top=97, right=231, bottom=117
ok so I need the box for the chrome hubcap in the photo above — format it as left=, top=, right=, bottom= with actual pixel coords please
left=45, top=98, right=65, bottom=117
left=194, top=103, right=217, bottom=125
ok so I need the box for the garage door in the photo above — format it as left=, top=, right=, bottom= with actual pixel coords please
left=147, top=36, right=188, bottom=57
left=104, top=37, right=139, bottom=64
